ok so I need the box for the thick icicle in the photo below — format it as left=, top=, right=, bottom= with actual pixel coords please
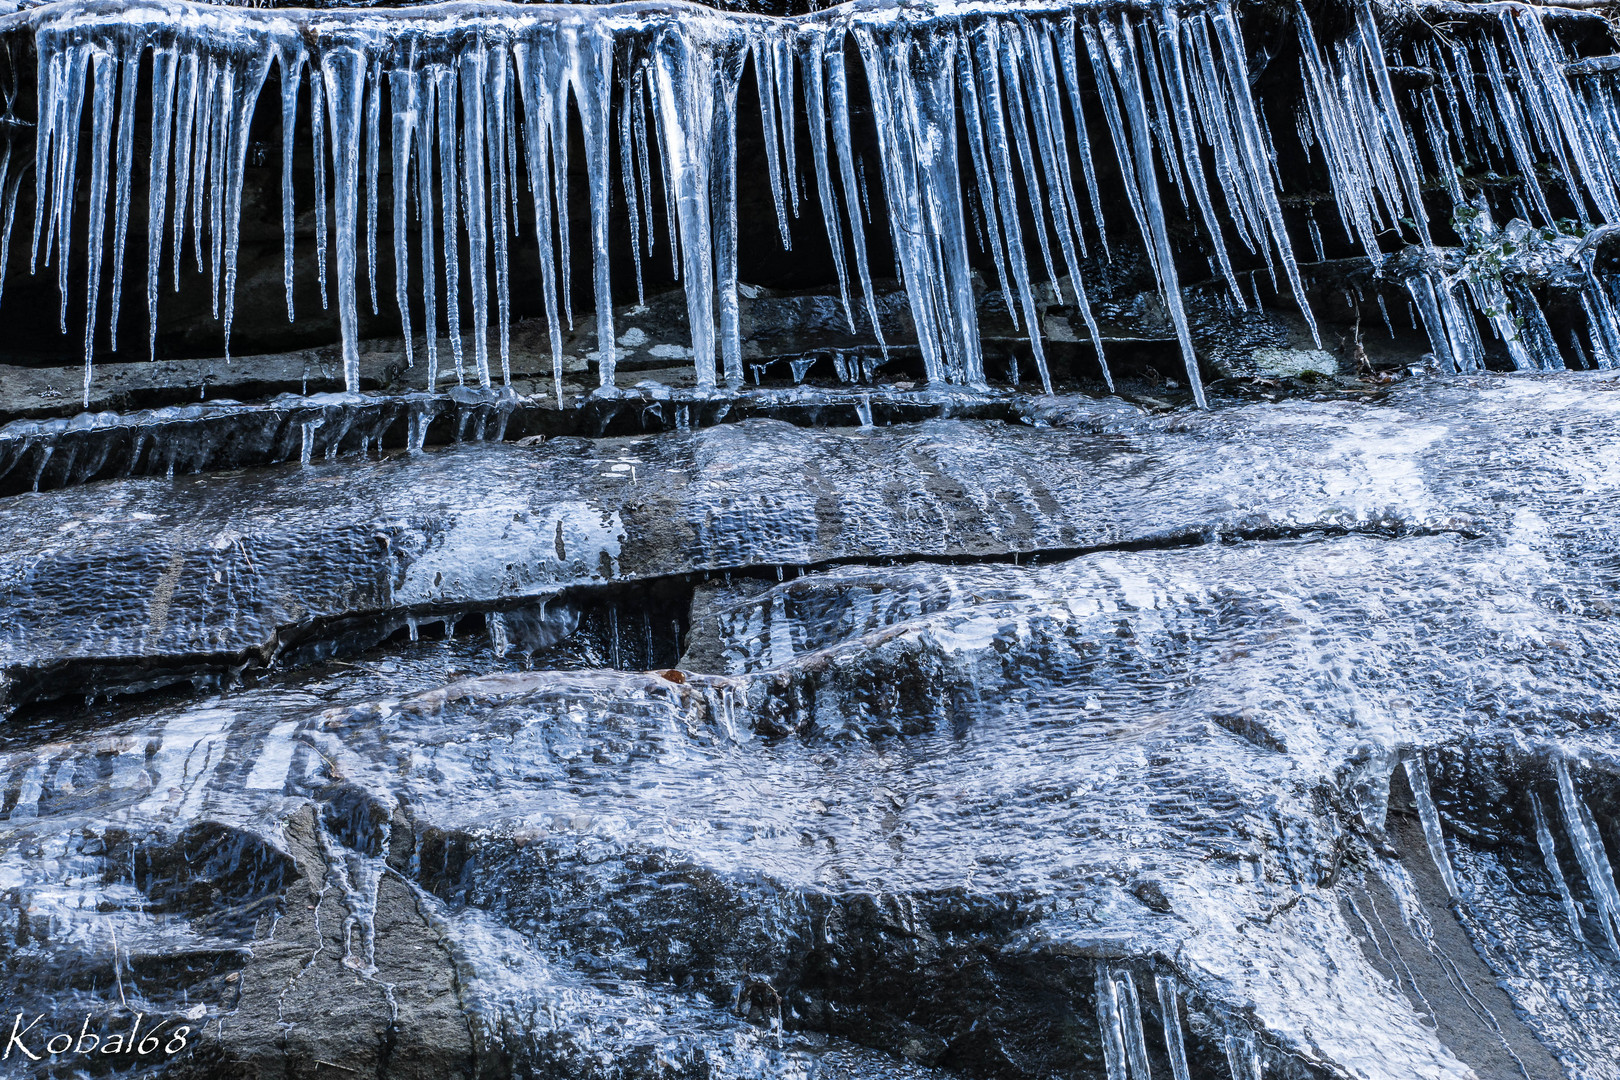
left=324, top=46, right=368, bottom=395
left=1530, top=789, right=1586, bottom=942
left=514, top=35, right=565, bottom=405
left=574, top=25, right=617, bottom=388
left=652, top=26, right=723, bottom=390
left=1224, top=1028, right=1264, bottom=1080
left=1088, top=14, right=1205, bottom=405
left=1156, top=974, right=1192, bottom=1080
left=858, top=24, right=980, bottom=386
left=1554, top=757, right=1620, bottom=952
left=1094, top=962, right=1130, bottom=1080
left=1404, top=755, right=1462, bottom=900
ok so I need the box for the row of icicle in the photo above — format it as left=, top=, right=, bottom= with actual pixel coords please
left=12, top=0, right=1620, bottom=408
left=15, top=0, right=1309, bottom=408
left=1096, top=964, right=1265, bottom=1080
left=1295, top=1, right=1620, bottom=374
left=1410, top=751, right=1620, bottom=953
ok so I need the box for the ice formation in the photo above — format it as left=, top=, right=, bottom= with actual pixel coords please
left=7, top=0, right=1620, bottom=408
left=7, top=0, right=1308, bottom=407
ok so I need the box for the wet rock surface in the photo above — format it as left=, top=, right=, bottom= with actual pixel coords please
left=3, top=372, right=1620, bottom=1078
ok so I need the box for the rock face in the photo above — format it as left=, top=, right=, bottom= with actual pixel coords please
left=7, top=0, right=1620, bottom=1077
left=3, top=372, right=1620, bottom=1080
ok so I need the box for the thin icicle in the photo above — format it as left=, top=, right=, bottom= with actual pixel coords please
left=278, top=46, right=303, bottom=322
left=221, top=52, right=274, bottom=359
left=107, top=46, right=139, bottom=354
left=459, top=45, right=492, bottom=388
left=365, top=58, right=382, bottom=317
left=434, top=66, right=463, bottom=383
left=824, top=43, right=886, bottom=355
left=1530, top=789, right=1586, bottom=942
left=81, top=51, right=116, bottom=404
left=310, top=63, right=329, bottom=311
left=1112, top=969, right=1155, bottom=1080
left=415, top=68, right=441, bottom=390
left=755, top=39, right=792, bottom=249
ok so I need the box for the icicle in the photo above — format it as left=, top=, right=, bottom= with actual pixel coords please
left=615, top=62, right=641, bottom=304
left=1156, top=974, right=1192, bottom=1080
left=310, top=63, right=329, bottom=311
left=365, top=58, right=382, bottom=317
left=221, top=50, right=275, bottom=359
left=1223, top=1028, right=1264, bottom=1080
left=324, top=47, right=368, bottom=394
left=802, top=41, right=855, bottom=332
left=1554, top=757, right=1620, bottom=952
left=857, top=24, right=980, bottom=386
left=415, top=67, right=442, bottom=391
left=1403, top=755, right=1462, bottom=901
left=755, top=39, right=792, bottom=250
left=514, top=38, right=562, bottom=404
left=969, top=22, right=1054, bottom=390
left=1087, top=15, right=1205, bottom=405
left=1209, top=0, right=1318, bottom=343
left=773, top=34, right=799, bottom=218
left=81, top=51, right=116, bottom=404
left=711, top=43, right=744, bottom=390
left=1057, top=18, right=1110, bottom=256
left=208, top=61, right=230, bottom=320
left=487, top=49, right=513, bottom=386
left=169, top=50, right=198, bottom=297
left=459, top=44, right=492, bottom=388
left=652, top=27, right=722, bottom=390
left=147, top=46, right=177, bottom=358
left=388, top=66, right=417, bottom=372
left=34, top=0, right=1620, bottom=410
left=1156, top=6, right=1240, bottom=302
left=192, top=56, right=215, bottom=280
left=1113, top=969, right=1155, bottom=1080
left=1530, top=789, right=1586, bottom=941
left=1094, top=962, right=1130, bottom=1080
left=278, top=46, right=304, bottom=322
left=50, top=46, right=90, bottom=335
left=824, top=43, right=887, bottom=354
left=434, top=66, right=463, bottom=383
left=107, top=46, right=139, bottom=354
